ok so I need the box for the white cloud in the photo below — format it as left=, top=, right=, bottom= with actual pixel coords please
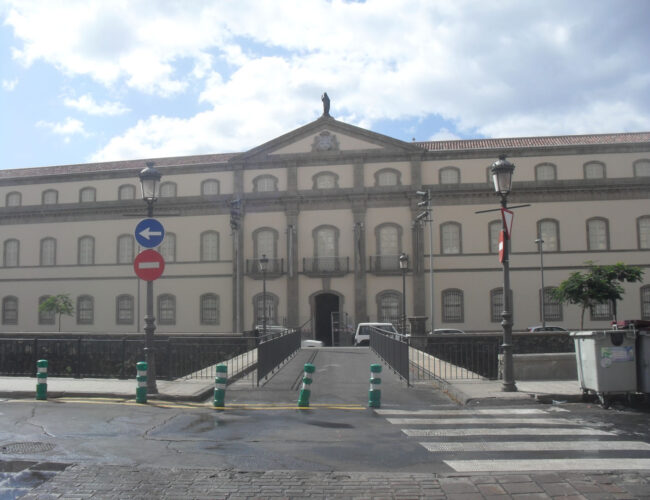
left=429, top=129, right=461, bottom=142
left=2, top=78, right=18, bottom=91
left=64, top=94, right=129, bottom=116
left=5, top=0, right=650, bottom=162
left=37, top=117, right=90, bottom=143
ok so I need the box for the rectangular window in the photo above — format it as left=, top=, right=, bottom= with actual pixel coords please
left=200, top=294, right=219, bottom=324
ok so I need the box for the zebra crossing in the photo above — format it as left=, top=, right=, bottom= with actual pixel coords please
left=375, top=407, right=650, bottom=472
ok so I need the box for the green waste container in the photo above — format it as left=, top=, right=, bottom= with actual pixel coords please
left=571, top=330, right=637, bottom=406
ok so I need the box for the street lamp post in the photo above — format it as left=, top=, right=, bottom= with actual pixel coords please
left=399, top=253, right=408, bottom=335
left=490, top=154, right=517, bottom=393
left=138, top=162, right=161, bottom=394
left=535, top=236, right=546, bottom=328
left=259, top=254, right=269, bottom=339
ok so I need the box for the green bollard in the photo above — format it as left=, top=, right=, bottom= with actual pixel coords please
left=136, top=361, right=147, bottom=404
left=36, top=359, right=48, bottom=401
left=297, top=363, right=316, bottom=408
left=213, top=364, right=228, bottom=408
left=368, top=363, right=382, bottom=408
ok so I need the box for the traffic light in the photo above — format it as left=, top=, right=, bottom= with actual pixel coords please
left=415, top=189, right=430, bottom=222
left=230, top=199, right=241, bottom=230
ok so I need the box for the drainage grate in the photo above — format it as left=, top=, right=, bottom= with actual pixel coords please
left=0, top=442, right=56, bottom=454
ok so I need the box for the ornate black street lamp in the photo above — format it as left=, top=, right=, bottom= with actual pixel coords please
left=138, top=162, right=161, bottom=394
left=399, top=252, right=409, bottom=335
left=490, top=154, right=517, bottom=392
left=259, top=254, right=269, bottom=338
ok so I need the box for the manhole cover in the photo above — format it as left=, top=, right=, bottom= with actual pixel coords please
left=0, top=442, right=56, bottom=454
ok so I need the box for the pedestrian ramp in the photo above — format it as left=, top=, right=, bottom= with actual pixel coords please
left=375, top=407, right=650, bottom=472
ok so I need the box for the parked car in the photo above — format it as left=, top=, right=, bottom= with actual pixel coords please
left=430, top=328, right=466, bottom=335
left=527, top=325, right=568, bottom=332
left=354, top=323, right=399, bottom=346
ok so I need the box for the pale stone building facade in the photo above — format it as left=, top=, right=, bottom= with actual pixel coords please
left=1, top=112, right=649, bottom=343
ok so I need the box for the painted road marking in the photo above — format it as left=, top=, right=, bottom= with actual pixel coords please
left=445, top=458, right=650, bottom=472
left=403, top=427, right=614, bottom=437
left=422, top=441, right=650, bottom=452
left=378, top=408, right=650, bottom=473
left=386, top=417, right=575, bottom=425
left=376, top=408, right=546, bottom=416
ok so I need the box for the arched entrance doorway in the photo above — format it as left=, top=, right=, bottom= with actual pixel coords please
left=314, top=293, right=340, bottom=346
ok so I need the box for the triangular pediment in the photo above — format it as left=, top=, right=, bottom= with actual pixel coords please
left=233, top=115, right=421, bottom=163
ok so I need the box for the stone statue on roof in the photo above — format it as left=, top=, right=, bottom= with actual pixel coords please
left=321, top=92, right=330, bottom=116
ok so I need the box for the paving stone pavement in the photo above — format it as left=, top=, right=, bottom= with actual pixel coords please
left=15, top=464, right=650, bottom=499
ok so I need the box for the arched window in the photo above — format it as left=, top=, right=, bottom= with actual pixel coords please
left=376, top=223, right=401, bottom=256
left=590, top=302, right=612, bottom=321
left=641, top=285, right=650, bottom=320
left=535, top=163, right=557, bottom=181
left=313, top=172, right=338, bottom=189
left=537, top=219, right=559, bottom=252
left=116, top=294, right=134, bottom=325
left=78, top=236, right=95, bottom=265
left=159, top=182, right=177, bottom=198
left=375, top=168, right=400, bottom=187
left=633, top=159, right=650, bottom=177
left=42, top=189, right=58, bottom=205
left=38, top=295, right=55, bottom=325
left=40, top=237, right=56, bottom=266
left=439, top=167, right=460, bottom=184
left=254, top=228, right=277, bottom=259
left=440, top=222, right=461, bottom=254
left=638, top=216, right=650, bottom=249
left=313, top=225, right=338, bottom=272
left=3, top=239, right=19, bottom=267
left=586, top=218, right=609, bottom=250
left=157, top=294, right=176, bottom=325
left=2, top=296, right=18, bottom=325
left=79, top=187, right=96, bottom=202
left=584, top=161, right=606, bottom=179
left=490, top=288, right=503, bottom=323
left=158, top=232, right=176, bottom=262
left=201, top=179, right=220, bottom=196
left=442, top=289, right=464, bottom=323
left=377, top=290, right=401, bottom=324
left=253, top=292, right=278, bottom=327
left=117, top=234, right=135, bottom=263
left=200, top=293, right=219, bottom=325
left=200, top=231, right=219, bottom=261
left=5, top=191, right=21, bottom=207
left=118, top=184, right=136, bottom=200
left=488, top=220, right=501, bottom=254
left=541, top=287, right=562, bottom=321
left=77, top=295, right=94, bottom=324
left=253, top=175, right=278, bottom=192
left=490, top=287, right=514, bottom=323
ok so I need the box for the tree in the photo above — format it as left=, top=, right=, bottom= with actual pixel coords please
left=39, top=294, right=74, bottom=332
left=552, top=262, right=644, bottom=329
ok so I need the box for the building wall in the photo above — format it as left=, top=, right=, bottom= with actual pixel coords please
left=1, top=118, right=649, bottom=337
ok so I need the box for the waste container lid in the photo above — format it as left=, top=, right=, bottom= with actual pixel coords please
left=569, top=329, right=635, bottom=338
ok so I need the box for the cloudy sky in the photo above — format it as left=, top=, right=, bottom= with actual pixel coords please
left=1, top=0, right=649, bottom=170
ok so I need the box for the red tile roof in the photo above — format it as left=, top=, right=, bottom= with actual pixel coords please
left=414, top=132, right=650, bottom=151
left=2, top=132, right=649, bottom=180
left=0, top=153, right=237, bottom=179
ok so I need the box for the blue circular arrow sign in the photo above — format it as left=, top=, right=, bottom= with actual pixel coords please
left=135, top=218, right=165, bottom=248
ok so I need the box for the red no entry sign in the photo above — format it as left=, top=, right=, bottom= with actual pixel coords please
left=134, top=249, right=165, bottom=281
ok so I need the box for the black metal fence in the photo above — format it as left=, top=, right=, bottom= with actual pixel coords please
left=369, top=329, right=409, bottom=385
left=257, top=329, right=301, bottom=384
left=410, top=338, right=500, bottom=380
left=0, top=336, right=251, bottom=380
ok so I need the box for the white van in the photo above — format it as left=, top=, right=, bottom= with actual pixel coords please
left=354, top=322, right=399, bottom=346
